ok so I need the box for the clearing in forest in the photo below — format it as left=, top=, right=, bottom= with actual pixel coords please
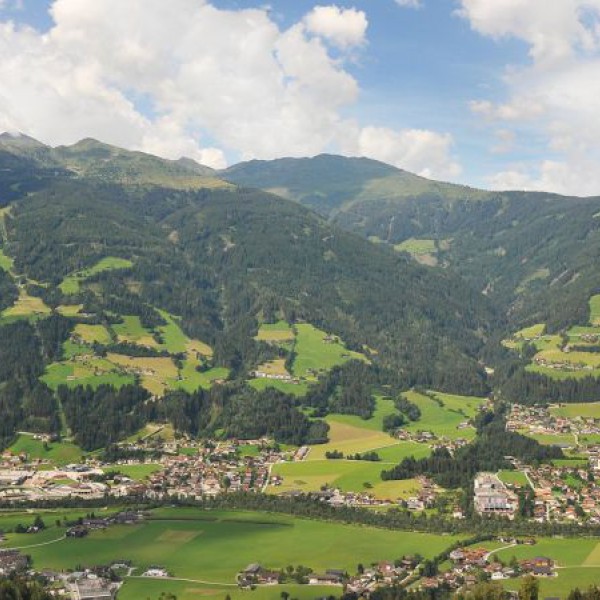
left=59, top=256, right=133, bottom=294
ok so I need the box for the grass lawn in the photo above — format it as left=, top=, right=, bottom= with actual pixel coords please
left=59, top=257, right=133, bottom=295
left=327, top=396, right=398, bottom=432
left=21, top=509, right=462, bottom=581
left=519, top=431, right=576, bottom=447
left=497, top=470, right=530, bottom=487
left=292, top=324, right=366, bottom=379
left=41, top=361, right=134, bottom=391
left=515, top=324, right=546, bottom=339
left=156, top=310, right=212, bottom=357
left=7, top=434, right=85, bottom=466
left=526, top=364, right=600, bottom=380
left=550, top=403, right=600, bottom=418
left=74, top=323, right=112, bottom=345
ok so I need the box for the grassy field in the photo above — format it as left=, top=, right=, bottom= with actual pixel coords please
left=7, top=434, right=85, bottom=465
left=0, top=247, right=13, bottom=271
left=56, top=304, right=84, bottom=317
left=550, top=403, right=600, bottom=418
left=59, top=256, right=133, bottom=294
left=41, top=361, right=135, bottom=391
left=494, top=537, right=600, bottom=598
left=119, top=579, right=337, bottom=600
left=106, top=463, right=162, bottom=481
left=291, top=324, right=366, bottom=379
left=254, top=359, right=289, bottom=377
left=248, top=378, right=309, bottom=396
left=308, top=421, right=395, bottom=460
left=1, top=288, right=51, bottom=319
left=112, top=315, right=159, bottom=348
left=107, top=353, right=178, bottom=396
left=393, top=238, right=436, bottom=255
left=73, top=323, right=112, bottom=345
left=270, top=459, right=424, bottom=500
left=17, top=509, right=462, bottom=582
left=255, top=321, right=295, bottom=344
left=402, top=391, right=478, bottom=440
left=518, top=430, right=576, bottom=447
left=590, top=295, right=600, bottom=326
left=497, top=470, right=530, bottom=487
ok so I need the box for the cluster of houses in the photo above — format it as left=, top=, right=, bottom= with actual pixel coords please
left=237, top=557, right=421, bottom=593
left=417, top=543, right=556, bottom=592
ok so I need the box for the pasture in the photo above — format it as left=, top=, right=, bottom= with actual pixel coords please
left=493, top=537, right=600, bottom=599
left=106, top=353, right=178, bottom=396
left=112, top=315, right=159, bottom=348
left=590, top=295, right=600, bottom=326
left=56, top=304, right=84, bottom=317
left=106, top=463, right=162, bottom=481
left=7, top=434, right=85, bottom=465
left=1, top=288, right=50, bottom=319
left=0, top=247, right=13, bottom=271
left=59, top=256, right=133, bottom=294
left=254, top=359, right=290, bottom=377
left=393, top=238, right=436, bottom=256
left=73, top=323, right=112, bottom=345
left=270, top=459, right=424, bottom=500
left=16, top=509, right=462, bottom=582
left=291, top=323, right=366, bottom=379
left=255, top=320, right=295, bottom=345
left=550, top=403, right=600, bottom=419
left=402, top=391, right=479, bottom=440
left=119, top=579, right=335, bottom=600
left=248, top=378, right=309, bottom=396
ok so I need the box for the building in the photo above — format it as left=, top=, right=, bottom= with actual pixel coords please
left=474, top=473, right=517, bottom=518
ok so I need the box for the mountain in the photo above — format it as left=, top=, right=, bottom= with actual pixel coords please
left=0, top=136, right=496, bottom=449
left=0, top=134, right=222, bottom=190
left=222, top=154, right=600, bottom=330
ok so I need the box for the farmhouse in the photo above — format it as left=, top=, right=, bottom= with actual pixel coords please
left=0, top=549, right=28, bottom=574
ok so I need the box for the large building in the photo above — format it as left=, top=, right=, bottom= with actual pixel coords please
left=473, top=473, right=517, bottom=519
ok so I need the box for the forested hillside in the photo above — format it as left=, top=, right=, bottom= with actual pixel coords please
left=0, top=136, right=496, bottom=450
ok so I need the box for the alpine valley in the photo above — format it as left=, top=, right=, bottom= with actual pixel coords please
left=4, top=134, right=600, bottom=599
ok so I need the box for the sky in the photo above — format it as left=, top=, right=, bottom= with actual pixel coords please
left=1, top=1, right=600, bottom=195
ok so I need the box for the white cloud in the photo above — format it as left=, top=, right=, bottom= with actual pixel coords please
left=0, top=0, right=457, bottom=178
left=303, top=5, right=367, bottom=49
left=395, top=0, right=422, bottom=8
left=459, top=0, right=600, bottom=195
left=354, top=126, right=461, bottom=180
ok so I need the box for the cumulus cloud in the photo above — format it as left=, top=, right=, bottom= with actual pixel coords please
left=0, top=0, right=459, bottom=178
left=353, top=126, right=461, bottom=179
left=459, top=0, right=600, bottom=195
left=303, top=5, right=367, bottom=49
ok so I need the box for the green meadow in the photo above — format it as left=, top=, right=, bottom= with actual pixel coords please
left=248, top=377, right=309, bottom=396
left=291, top=323, right=366, bottom=379
left=494, top=537, right=600, bottom=599
left=551, top=402, right=600, bottom=419
left=393, top=238, right=436, bottom=255
left=402, top=391, right=480, bottom=440
left=590, top=294, right=600, bottom=326
left=15, top=509, right=462, bottom=582
left=119, top=579, right=336, bottom=600
left=59, top=256, right=133, bottom=294
left=0, top=247, right=13, bottom=271
left=7, top=434, right=85, bottom=465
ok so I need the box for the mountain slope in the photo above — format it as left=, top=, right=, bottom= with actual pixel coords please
left=222, top=154, right=600, bottom=331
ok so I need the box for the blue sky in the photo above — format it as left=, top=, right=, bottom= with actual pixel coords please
left=1, top=0, right=600, bottom=194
